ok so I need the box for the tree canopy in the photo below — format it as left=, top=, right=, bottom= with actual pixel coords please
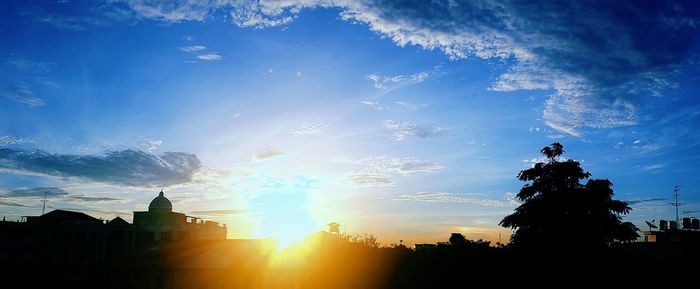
left=500, top=143, right=638, bottom=249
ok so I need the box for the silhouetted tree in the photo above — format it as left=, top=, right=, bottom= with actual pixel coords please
left=500, top=143, right=638, bottom=250
left=448, top=233, right=466, bottom=246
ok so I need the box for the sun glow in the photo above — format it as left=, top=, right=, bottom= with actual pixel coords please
left=251, top=192, right=322, bottom=250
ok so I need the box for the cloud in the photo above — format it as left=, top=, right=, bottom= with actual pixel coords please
left=0, top=135, right=36, bottom=146
left=178, top=45, right=221, bottom=62
left=67, top=195, right=123, bottom=202
left=1, top=83, right=45, bottom=107
left=2, top=187, right=70, bottom=197
left=196, top=52, right=222, bottom=61
left=6, top=57, right=52, bottom=73
left=291, top=120, right=326, bottom=136
left=119, top=0, right=217, bottom=22
left=361, top=100, right=384, bottom=110
left=1, top=186, right=123, bottom=203
left=138, top=139, right=163, bottom=153
left=0, top=200, right=29, bottom=207
left=255, top=148, right=284, bottom=160
left=366, top=67, right=440, bottom=90
left=383, top=120, right=446, bottom=141
left=179, top=45, right=207, bottom=52
left=642, top=164, right=664, bottom=172
left=347, top=156, right=442, bottom=187
left=117, top=1, right=696, bottom=136
left=17, top=4, right=137, bottom=30
left=0, top=148, right=201, bottom=187
left=627, top=197, right=667, bottom=206
left=395, top=101, right=425, bottom=111
left=395, top=192, right=513, bottom=207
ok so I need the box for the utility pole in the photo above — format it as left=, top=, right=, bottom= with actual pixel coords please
left=42, top=191, right=47, bottom=215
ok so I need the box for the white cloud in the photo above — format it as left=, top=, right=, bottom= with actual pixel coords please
left=0, top=135, right=36, bottom=146
left=290, top=120, right=327, bottom=136
left=255, top=148, right=284, bottom=160
left=1, top=83, right=45, bottom=107
left=366, top=67, right=439, bottom=90
left=384, top=120, right=446, bottom=141
left=642, top=164, right=664, bottom=172
left=395, top=192, right=514, bottom=207
left=121, top=0, right=217, bottom=22
left=395, top=101, right=426, bottom=111
left=7, top=57, right=52, bottom=73
left=361, top=100, right=384, bottom=111
left=138, top=138, right=163, bottom=153
left=179, top=45, right=207, bottom=52
left=346, top=156, right=442, bottom=187
left=296, top=71, right=302, bottom=77
left=197, top=53, right=222, bottom=61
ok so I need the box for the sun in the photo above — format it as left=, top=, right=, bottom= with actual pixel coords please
left=251, top=192, right=321, bottom=250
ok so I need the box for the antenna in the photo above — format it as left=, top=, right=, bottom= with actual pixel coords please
left=670, top=185, right=685, bottom=226
left=42, top=191, right=47, bottom=215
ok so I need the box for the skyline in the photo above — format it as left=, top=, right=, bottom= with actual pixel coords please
left=2, top=0, right=700, bottom=245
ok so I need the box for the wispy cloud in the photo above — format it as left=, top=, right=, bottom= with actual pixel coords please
left=119, top=0, right=214, bottom=22
left=366, top=67, right=440, bottom=90
left=642, top=164, right=664, bottom=173
left=627, top=197, right=666, bottom=206
left=178, top=45, right=221, bottom=62
left=0, top=135, right=36, bottom=146
left=0, top=200, right=29, bottom=207
left=7, top=57, right=52, bottom=73
left=0, top=148, right=201, bottom=187
left=384, top=120, right=446, bottom=141
left=255, top=148, right=284, bottom=160
left=1, top=187, right=123, bottom=203
left=291, top=120, right=327, bottom=136
left=197, top=53, right=222, bottom=61
left=1, top=83, right=45, bottom=107
left=347, top=156, right=442, bottom=187
left=395, top=101, right=426, bottom=111
left=361, top=100, right=385, bottom=111
left=179, top=45, right=207, bottom=52
left=395, top=192, right=514, bottom=207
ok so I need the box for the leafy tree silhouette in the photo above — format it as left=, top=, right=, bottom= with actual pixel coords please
left=500, top=143, right=638, bottom=250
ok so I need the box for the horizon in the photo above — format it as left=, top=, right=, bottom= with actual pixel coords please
left=2, top=0, right=700, bottom=247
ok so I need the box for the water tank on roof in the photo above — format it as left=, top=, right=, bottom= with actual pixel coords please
left=670, top=221, right=678, bottom=231
left=659, top=220, right=668, bottom=231
left=682, top=217, right=692, bottom=229
left=692, top=218, right=700, bottom=230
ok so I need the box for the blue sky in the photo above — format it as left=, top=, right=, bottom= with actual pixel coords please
left=1, top=0, right=699, bottom=244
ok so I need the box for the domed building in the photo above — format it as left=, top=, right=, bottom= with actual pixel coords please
left=133, top=191, right=227, bottom=244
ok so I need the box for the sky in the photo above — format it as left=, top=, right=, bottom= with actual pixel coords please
left=1, top=0, right=700, bottom=245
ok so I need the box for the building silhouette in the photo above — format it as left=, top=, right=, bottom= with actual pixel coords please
left=0, top=190, right=252, bottom=289
left=133, top=190, right=227, bottom=245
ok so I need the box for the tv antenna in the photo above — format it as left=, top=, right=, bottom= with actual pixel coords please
left=670, top=185, right=685, bottom=225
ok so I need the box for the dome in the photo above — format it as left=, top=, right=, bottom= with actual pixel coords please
left=148, top=190, right=172, bottom=213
